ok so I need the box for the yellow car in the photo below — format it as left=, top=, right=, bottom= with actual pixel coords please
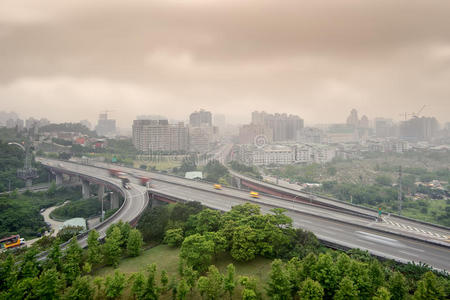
left=214, top=184, right=222, bottom=190
left=250, top=191, right=259, bottom=198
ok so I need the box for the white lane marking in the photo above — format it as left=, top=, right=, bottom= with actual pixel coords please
left=355, top=231, right=403, bottom=248
left=355, top=238, right=375, bottom=246
left=399, top=250, right=419, bottom=257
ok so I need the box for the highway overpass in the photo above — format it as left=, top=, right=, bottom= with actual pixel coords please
left=38, top=158, right=450, bottom=271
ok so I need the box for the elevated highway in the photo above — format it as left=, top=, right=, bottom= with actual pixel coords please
left=38, top=158, right=450, bottom=271
left=37, top=158, right=148, bottom=248
left=229, top=170, right=450, bottom=242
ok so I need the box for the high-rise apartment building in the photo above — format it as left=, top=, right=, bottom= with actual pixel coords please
left=375, top=118, right=395, bottom=138
left=189, top=109, right=212, bottom=127
left=132, top=119, right=188, bottom=152
left=95, top=113, right=116, bottom=137
left=346, top=109, right=359, bottom=127
left=251, top=111, right=304, bottom=142
left=399, top=116, right=439, bottom=141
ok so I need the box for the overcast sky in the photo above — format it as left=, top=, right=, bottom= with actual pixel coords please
left=1, top=0, right=450, bottom=128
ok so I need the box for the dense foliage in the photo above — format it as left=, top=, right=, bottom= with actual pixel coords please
left=0, top=186, right=82, bottom=239
left=39, top=123, right=97, bottom=137
left=204, top=160, right=230, bottom=184
left=50, top=197, right=102, bottom=220
left=1, top=200, right=449, bottom=299
left=230, top=161, right=262, bottom=179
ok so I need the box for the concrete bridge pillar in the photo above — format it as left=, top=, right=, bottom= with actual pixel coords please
left=111, top=192, right=119, bottom=209
left=25, top=179, right=32, bottom=189
left=234, top=177, right=241, bottom=189
left=98, top=185, right=105, bottom=201
left=55, top=173, right=63, bottom=186
left=81, top=179, right=90, bottom=199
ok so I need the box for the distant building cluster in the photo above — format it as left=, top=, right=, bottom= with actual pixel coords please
left=132, top=109, right=220, bottom=153
left=237, top=143, right=336, bottom=166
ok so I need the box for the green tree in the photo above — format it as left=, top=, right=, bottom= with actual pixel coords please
left=413, top=271, right=445, bottom=300
left=197, top=265, right=224, bottom=300
left=32, top=268, right=62, bottom=299
left=298, top=278, right=324, bottom=300
left=63, top=237, right=83, bottom=284
left=183, top=265, right=198, bottom=292
left=127, top=228, right=143, bottom=257
left=373, top=286, right=392, bottom=300
left=103, top=226, right=122, bottom=268
left=224, top=264, right=237, bottom=300
left=0, top=255, right=16, bottom=291
left=312, top=253, right=338, bottom=298
left=87, top=230, right=102, bottom=265
left=47, top=238, right=63, bottom=271
left=230, top=225, right=258, bottom=261
left=180, top=234, right=215, bottom=272
left=186, top=209, right=222, bottom=235
left=368, top=261, right=385, bottom=295
left=47, top=182, right=57, bottom=196
left=334, top=277, right=358, bottom=300
left=389, top=272, right=407, bottom=300
left=375, top=175, right=393, bottom=186
left=131, top=272, right=146, bottom=300
left=163, top=228, right=184, bottom=247
left=286, top=257, right=304, bottom=295
left=160, top=270, right=169, bottom=294
left=240, top=276, right=261, bottom=300
left=64, top=276, right=95, bottom=300
left=266, top=259, right=292, bottom=300
left=143, top=263, right=160, bottom=300
left=19, top=249, right=40, bottom=279
left=176, top=279, right=189, bottom=300
left=93, top=277, right=105, bottom=299
left=137, top=206, right=170, bottom=242
left=104, top=270, right=126, bottom=299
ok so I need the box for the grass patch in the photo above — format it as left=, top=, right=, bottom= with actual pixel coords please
left=93, top=244, right=273, bottom=299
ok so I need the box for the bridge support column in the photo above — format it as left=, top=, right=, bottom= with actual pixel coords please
left=55, top=173, right=63, bottom=186
left=234, top=177, right=241, bottom=189
left=98, top=185, right=105, bottom=201
left=111, top=192, right=119, bottom=209
left=25, top=179, right=32, bottom=188
left=81, top=179, right=90, bottom=199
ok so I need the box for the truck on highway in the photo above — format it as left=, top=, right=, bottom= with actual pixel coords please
left=109, top=169, right=125, bottom=178
left=118, top=176, right=131, bottom=189
left=138, top=176, right=151, bottom=187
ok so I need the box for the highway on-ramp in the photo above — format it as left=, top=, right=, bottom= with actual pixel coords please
left=38, top=158, right=148, bottom=248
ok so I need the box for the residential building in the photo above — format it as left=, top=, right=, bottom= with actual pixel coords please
left=189, top=109, right=212, bottom=127
left=238, top=123, right=273, bottom=145
left=251, top=111, right=304, bottom=142
left=189, top=125, right=217, bottom=153
left=95, top=113, right=116, bottom=137
left=399, top=116, right=439, bottom=141
left=132, top=119, right=188, bottom=152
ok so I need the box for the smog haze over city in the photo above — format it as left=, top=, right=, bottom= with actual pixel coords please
left=1, top=0, right=450, bottom=127
left=2, top=1, right=450, bottom=296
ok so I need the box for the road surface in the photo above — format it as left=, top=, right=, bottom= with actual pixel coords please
left=39, top=158, right=450, bottom=271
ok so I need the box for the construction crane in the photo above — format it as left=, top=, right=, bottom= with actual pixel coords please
left=411, top=105, right=426, bottom=118
left=399, top=105, right=427, bottom=121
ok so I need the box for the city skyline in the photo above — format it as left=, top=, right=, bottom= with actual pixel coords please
left=1, top=1, right=450, bottom=126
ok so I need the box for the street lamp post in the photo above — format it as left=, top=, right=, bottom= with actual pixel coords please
left=292, top=195, right=298, bottom=209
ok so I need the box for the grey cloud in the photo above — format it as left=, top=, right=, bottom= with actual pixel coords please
left=0, top=0, right=449, bottom=125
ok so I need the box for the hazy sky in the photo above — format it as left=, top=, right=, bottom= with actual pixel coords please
left=1, top=0, right=450, bottom=127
